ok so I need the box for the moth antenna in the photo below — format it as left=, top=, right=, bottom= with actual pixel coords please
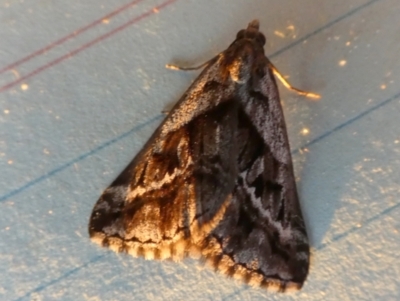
left=269, top=62, right=321, bottom=100
left=166, top=55, right=220, bottom=71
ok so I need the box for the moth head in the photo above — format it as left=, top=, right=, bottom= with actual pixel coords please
left=236, top=19, right=266, bottom=46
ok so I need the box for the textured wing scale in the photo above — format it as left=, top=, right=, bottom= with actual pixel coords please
left=89, top=56, right=240, bottom=260
left=89, top=19, right=309, bottom=292
left=201, top=82, right=309, bottom=291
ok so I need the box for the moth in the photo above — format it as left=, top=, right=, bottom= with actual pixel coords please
left=89, top=20, right=319, bottom=292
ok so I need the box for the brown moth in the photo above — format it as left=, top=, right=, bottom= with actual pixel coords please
left=89, top=20, right=319, bottom=292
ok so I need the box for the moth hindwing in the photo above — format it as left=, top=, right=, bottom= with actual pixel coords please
left=89, top=19, right=315, bottom=292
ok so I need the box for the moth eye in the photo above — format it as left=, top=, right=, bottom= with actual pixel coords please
left=236, top=29, right=246, bottom=40
left=256, top=34, right=266, bottom=46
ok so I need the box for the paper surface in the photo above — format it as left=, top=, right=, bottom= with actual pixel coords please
left=1, top=0, right=399, bottom=300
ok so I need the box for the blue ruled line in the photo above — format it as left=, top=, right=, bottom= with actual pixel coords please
left=0, top=115, right=162, bottom=203
left=4, top=0, right=395, bottom=299
left=0, top=0, right=385, bottom=205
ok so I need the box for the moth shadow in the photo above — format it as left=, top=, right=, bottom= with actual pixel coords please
left=296, top=133, right=360, bottom=250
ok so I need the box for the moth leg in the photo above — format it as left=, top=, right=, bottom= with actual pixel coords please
left=166, top=55, right=219, bottom=71
left=269, top=62, right=321, bottom=99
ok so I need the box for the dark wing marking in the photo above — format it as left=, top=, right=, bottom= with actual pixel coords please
left=89, top=55, right=241, bottom=260
left=200, top=58, right=309, bottom=291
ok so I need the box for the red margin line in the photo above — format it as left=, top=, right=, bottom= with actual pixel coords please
left=0, top=0, right=146, bottom=75
left=0, top=0, right=176, bottom=92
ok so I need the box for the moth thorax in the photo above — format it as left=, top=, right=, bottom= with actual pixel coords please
left=228, top=57, right=252, bottom=84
